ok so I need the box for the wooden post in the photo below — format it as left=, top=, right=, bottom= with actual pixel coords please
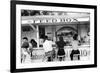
left=36, top=25, right=39, bottom=49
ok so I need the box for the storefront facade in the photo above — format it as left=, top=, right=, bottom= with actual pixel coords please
left=21, top=13, right=90, bottom=61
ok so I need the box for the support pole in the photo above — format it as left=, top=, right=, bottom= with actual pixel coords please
left=36, top=25, right=39, bottom=49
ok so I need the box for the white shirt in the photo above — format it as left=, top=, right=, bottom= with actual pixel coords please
left=43, top=40, right=53, bottom=52
left=72, top=40, right=78, bottom=50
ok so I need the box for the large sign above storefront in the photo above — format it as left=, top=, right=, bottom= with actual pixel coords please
left=22, top=17, right=89, bottom=24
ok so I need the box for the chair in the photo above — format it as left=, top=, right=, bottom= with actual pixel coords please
left=42, top=51, right=53, bottom=62
left=73, top=54, right=80, bottom=60
left=57, top=55, right=65, bottom=61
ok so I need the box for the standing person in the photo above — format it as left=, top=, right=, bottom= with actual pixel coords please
left=29, top=39, right=37, bottom=60
left=43, top=36, right=53, bottom=62
left=21, top=37, right=30, bottom=63
left=70, top=34, right=80, bottom=61
left=56, top=36, right=66, bottom=61
left=84, top=32, right=90, bottom=44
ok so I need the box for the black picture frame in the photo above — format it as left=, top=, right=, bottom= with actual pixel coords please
left=10, top=0, right=97, bottom=73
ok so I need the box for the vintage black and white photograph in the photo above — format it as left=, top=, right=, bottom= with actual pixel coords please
left=21, top=10, right=90, bottom=63
left=11, top=1, right=97, bottom=72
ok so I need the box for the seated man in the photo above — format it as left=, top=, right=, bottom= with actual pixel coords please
left=43, top=36, right=53, bottom=62
left=70, top=34, right=80, bottom=61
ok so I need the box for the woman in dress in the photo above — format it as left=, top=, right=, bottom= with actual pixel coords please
left=29, top=39, right=37, bottom=59
left=56, top=36, right=66, bottom=61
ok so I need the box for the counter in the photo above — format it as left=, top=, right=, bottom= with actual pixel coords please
left=31, top=45, right=90, bottom=61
